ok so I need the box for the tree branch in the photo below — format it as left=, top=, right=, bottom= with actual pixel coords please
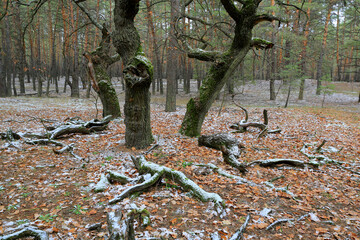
left=252, top=14, right=284, bottom=27
left=251, top=38, right=274, bottom=50
left=275, top=0, right=307, bottom=15
left=73, top=1, right=103, bottom=31
left=0, top=0, right=10, bottom=22
left=220, top=0, right=241, bottom=21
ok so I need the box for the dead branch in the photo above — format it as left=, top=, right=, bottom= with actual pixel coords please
left=229, top=214, right=251, bottom=240
left=0, top=226, right=49, bottom=240
left=266, top=213, right=309, bottom=231
left=230, top=105, right=281, bottom=138
left=195, top=163, right=256, bottom=186
left=109, top=155, right=224, bottom=207
left=198, top=133, right=247, bottom=173
left=301, top=144, right=360, bottom=175
left=143, top=143, right=160, bottom=155
left=248, top=159, right=306, bottom=168
left=315, top=140, right=327, bottom=152
left=266, top=218, right=294, bottom=231
left=0, top=129, right=21, bottom=141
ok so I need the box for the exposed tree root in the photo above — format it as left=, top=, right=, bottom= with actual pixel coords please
left=94, top=170, right=135, bottom=193
left=109, top=155, right=224, bottom=207
left=198, top=133, right=247, bottom=173
left=230, top=100, right=281, bottom=138
left=0, top=226, right=49, bottom=240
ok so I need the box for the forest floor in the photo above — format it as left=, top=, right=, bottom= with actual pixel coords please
left=0, top=79, right=359, bottom=239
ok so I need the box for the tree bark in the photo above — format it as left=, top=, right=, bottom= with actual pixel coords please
left=13, top=4, right=26, bottom=94
left=84, top=26, right=121, bottom=119
left=113, top=0, right=153, bottom=149
left=165, top=0, right=180, bottom=112
left=316, top=2, right=333, bottom=95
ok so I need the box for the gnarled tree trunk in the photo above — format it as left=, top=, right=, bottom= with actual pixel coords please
left=84, top=27, right=121, bottom=119
left=113, top=0, right=153, bottom=149
left=180, top=0, right=277, bottom=137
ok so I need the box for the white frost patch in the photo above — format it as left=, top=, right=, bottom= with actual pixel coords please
left=259, top=208, right=272, bottom=218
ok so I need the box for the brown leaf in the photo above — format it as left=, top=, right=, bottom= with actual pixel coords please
left=254, top=223, right=268, bottom=229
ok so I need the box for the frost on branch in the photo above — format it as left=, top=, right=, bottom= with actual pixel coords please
left=0, top=226, right=49, bottom=240
left=109, top=155, right=224, bottom=207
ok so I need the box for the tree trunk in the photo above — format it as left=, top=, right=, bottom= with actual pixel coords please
left=13, top=4, right=26, bottom=94
left=36, top=17, right=42, bottom=98
left=146, top=0, right=163, bottom=95
left=0, top=44, right=5, bottom=97
left=4, top=15, right=12, bottom=96
left=316, top=3, right=333, bottom=95
left=165, top=0, right=180, bottom=112
left=113, top=0, right=153, bottom=149
left=298, top=0, right=312, bottom=100
left=180, top=1, right=268, bottom=137
left=84, top=27, right=121, bottom=119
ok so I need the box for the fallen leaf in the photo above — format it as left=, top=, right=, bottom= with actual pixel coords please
left=222, top=220, right=232, bottom=225
left=254, top=223, right=268, bottom=229
left=88, top=209, right=97, bottom=215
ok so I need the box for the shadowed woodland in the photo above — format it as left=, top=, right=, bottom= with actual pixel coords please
left=0, top=0, right=359, bottom=239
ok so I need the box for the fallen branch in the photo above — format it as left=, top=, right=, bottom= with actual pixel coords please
left=248, top=159, right=306, bottom=168
left=0, top=129, right=21, bottom=141
left=230, top=104, right=281, bottom=138
left=109, top=155, right=224, bottom=207
left=195, top=163, right=256, bottom=186
left=198, top=133, right=247, bottom=173
left=266, top=213, right=309, bottom=231
left=0, top=226, right=49, bottom=240
left=229, top=214, right=251, bottom=240
left=301, top=143, right=360, bottom=175
left=25, top=139, right=84, bottom=161
left=266, top=218, right=294, bottom=231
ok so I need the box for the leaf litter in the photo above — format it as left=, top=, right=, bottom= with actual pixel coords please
left=0, top=97, right=359, bottom=239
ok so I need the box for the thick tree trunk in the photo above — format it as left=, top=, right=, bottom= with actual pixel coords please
left=113, top=0, right=153, bottom=149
